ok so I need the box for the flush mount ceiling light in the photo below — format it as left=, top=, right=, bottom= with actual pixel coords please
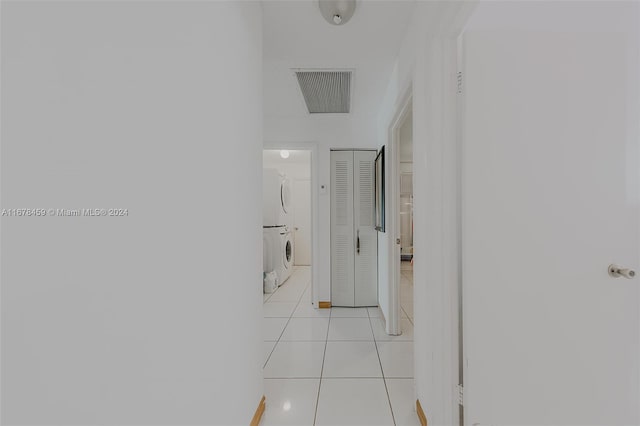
left=319, top=0, right=356, bottom=26
left=280, top=150, right=290, bottom=159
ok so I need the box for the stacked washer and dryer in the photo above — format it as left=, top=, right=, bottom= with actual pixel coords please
left=263, top=168, right=293, bottom=287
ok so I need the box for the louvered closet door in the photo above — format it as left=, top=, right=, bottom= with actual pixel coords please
left=353, top=151, right=377, bottom=306
left=330, top=151, right=355, bottom=307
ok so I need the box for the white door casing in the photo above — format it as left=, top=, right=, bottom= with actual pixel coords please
left=293, top=179, right=311, bottom=265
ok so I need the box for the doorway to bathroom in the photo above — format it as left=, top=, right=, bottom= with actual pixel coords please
left=387, top=96, right=414, bottom=336
left=397, top=111, right=414, bottom=325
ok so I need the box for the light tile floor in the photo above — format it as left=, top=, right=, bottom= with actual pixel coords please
left=262, top=266, right=419, bottom=426
left=400, top=261, right=414, bottom=324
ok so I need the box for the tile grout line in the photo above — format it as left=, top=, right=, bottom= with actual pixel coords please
left=312, top=303, right=332, bottom=426
left=401, top=266, right=415, bottom=326
left=261, top=285, right=283, bottom=367
left=264, top=267, right=319, bottom=421
left=309, top=376, right=387, bottom=379
left=402, top=306, right=414, bottom=326
left=262, top=270, right=310, bottom=369
left=262, top=265, right=303, bottom=303
left=368, top=307, right=397, bottom=426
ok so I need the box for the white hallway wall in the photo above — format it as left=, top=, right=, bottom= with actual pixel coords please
left=1, top=2, right=263, bottom=424
left=377, top=0, right=640, bottom=424
left=377, top=1, right=475, bottom=424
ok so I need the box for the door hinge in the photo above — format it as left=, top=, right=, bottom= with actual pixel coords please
left=456, top=384, right=464, bottom=406
left=457, top=71, right=463, bottom=94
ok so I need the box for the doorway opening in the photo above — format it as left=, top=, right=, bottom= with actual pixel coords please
left=397, top=112, right=414, bottom=325
left=388, top=94, right=413, bottom=336
left=261, top=146, right=325, bottom=404
left=262, top=149, right=313, bottom=306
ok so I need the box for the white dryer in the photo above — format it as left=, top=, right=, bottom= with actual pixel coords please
left=278, top=226, right=293, bottom=284
left=263, top=169, right=292, bottom=227
left=280, top=176, right=292, bottom=226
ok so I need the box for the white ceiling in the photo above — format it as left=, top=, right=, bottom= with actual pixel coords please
left=262, top=0, right=416, bottom=119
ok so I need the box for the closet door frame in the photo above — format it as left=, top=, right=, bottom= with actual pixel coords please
left=330, top=149, right=378, bottom=307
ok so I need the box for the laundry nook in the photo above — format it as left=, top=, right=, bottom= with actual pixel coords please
left=262, top=150, right=312, bottom=294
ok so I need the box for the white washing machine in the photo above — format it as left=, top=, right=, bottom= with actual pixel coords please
left=278, top=226, right=293, bottom=285
left=263, top=225, right=293, bottom=286
left=263, top=169, right=292, bottom=227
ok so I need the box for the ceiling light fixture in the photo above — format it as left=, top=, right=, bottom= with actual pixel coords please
left=280, top=150, right=290, bottom=159
left=319, top=0, right=356, bottom=26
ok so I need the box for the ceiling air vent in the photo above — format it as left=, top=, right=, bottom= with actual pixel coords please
left=294, top=70, right=352, bottom=114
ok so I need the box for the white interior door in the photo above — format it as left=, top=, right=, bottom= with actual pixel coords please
left=331, top=150, right=378, bottom=307
left=463, top=29, right=639, bottom=425
left=293, top=179, right=311, bottom=265
left=354, top=150, right=378, bottom=306
left=331, top=151, right=355, bottom=307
